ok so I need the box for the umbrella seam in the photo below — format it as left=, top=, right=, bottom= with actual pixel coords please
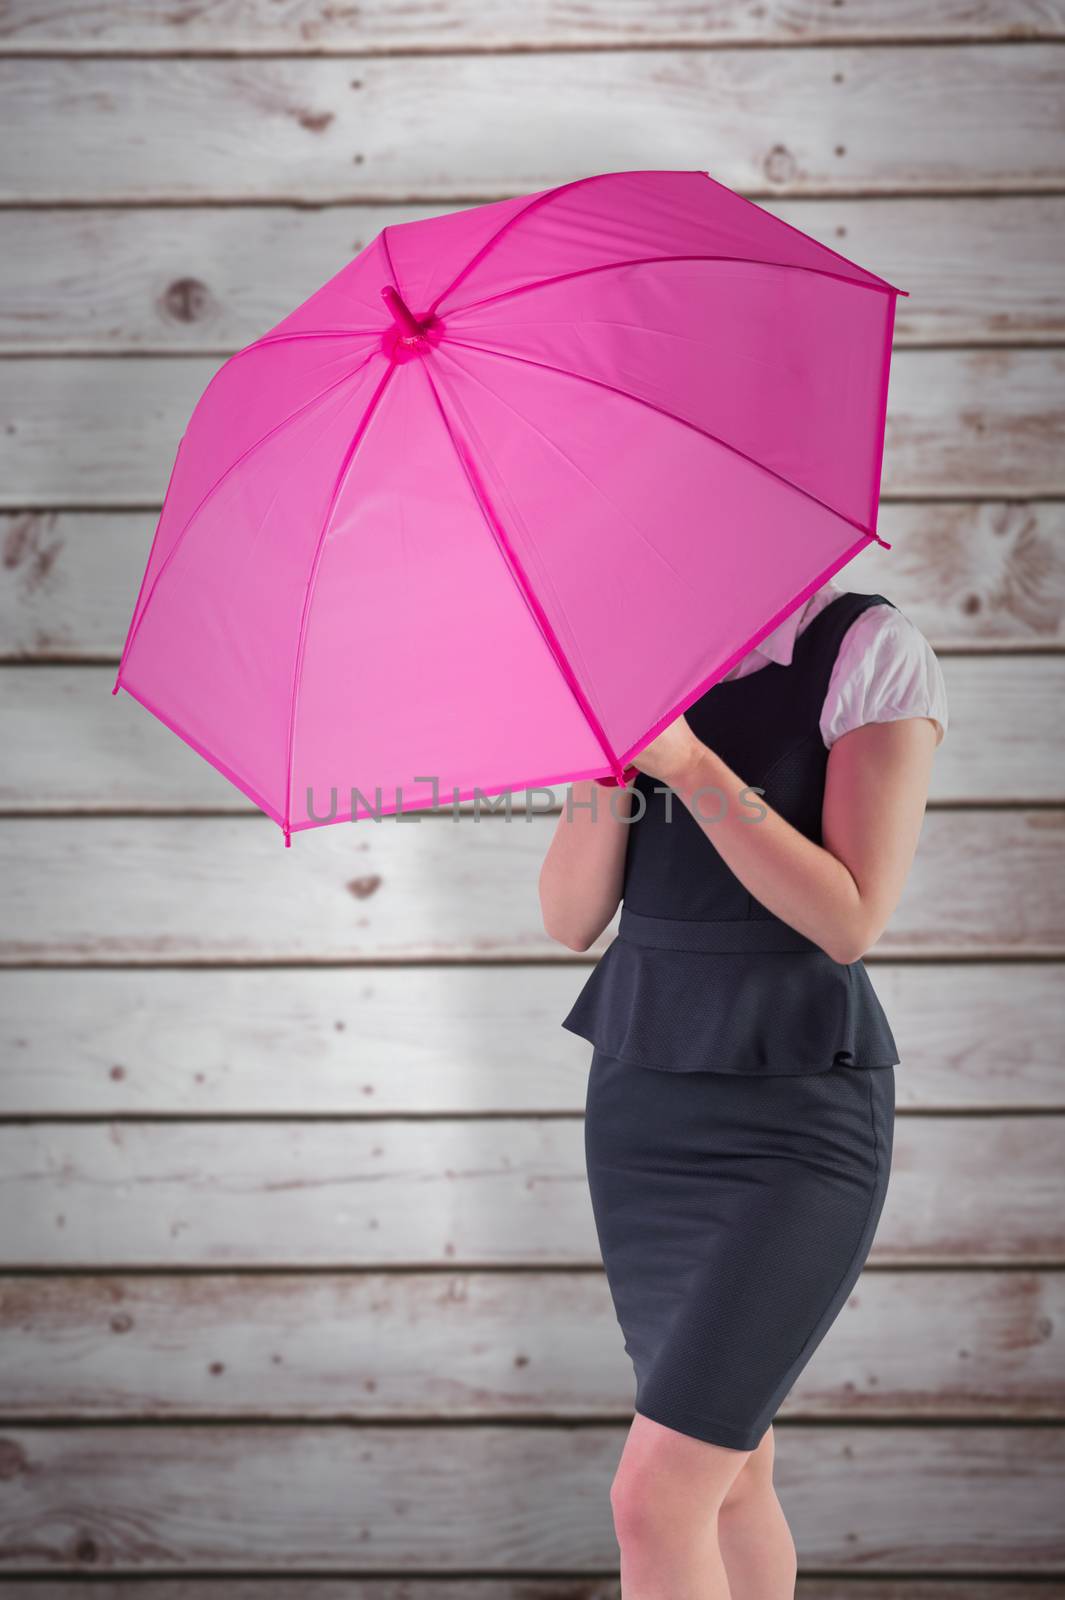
left=115, top=677, right=286, bottom=827
left=426, top=169, right=624, bottom=321
left=429, top=345, right=617, bottom=699
left=114, top=351, right=381, bottom=690
left=702, top=169, right=908, bottom=299
left=431, top=341, right=689, bottom=597
left=111, top=427, right=187, bottom=696
left=867, top=291, right=901, bottom=534
left=441, top=253, right=903, bottom=324
left=611, top=532, right=885, bottom=772
left=443, top=333, right=891, bottom=549
left=421, top=361, right=629, bottom=786
left=231, top=327, right=387, bottom=358
left=282, top=357, right=398, bottom=844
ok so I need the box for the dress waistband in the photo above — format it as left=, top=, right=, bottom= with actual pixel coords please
left=618, top=906, right=821, bottom=954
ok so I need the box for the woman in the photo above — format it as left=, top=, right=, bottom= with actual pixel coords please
left=539, top=579, right=948, bottom=1599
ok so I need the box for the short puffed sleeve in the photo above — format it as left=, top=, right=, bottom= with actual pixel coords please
left=821, top=602, right=948, bottom=750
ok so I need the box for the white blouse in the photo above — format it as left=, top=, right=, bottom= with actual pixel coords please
left=722, top=578, right=948, bottom=749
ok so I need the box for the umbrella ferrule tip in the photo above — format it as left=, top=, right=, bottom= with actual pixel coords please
left=383, top=284, right=427, bottom=335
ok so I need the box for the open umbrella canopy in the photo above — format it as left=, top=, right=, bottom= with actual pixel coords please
left=113, top=168, right=906, bottom=844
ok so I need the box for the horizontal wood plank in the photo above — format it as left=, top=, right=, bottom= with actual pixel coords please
left=1, top=812, right=1061, bottom=963
left=1, top=962, right=1060, bottom=1115
left=2, top=49, right=1064, bottom=204
left=4, top=0, right=1063, bottom=51
left=4, top=504, right=1063, bottom=661
left=1, top=1269, right=1060, bottom=1420
left=0, top=1586, right=1060, bottom=1600
left=0, top=1423, right=1060, bottom=1572
left=4, top=350, right=1063, bottom=508
left=0, top=1115, right=1060, bottom=1267
left=4, top=197, right=1063, bottom=353
left=856, top=501, right=1065, bottom=650
left=3, top=656, right=1060, bottom=811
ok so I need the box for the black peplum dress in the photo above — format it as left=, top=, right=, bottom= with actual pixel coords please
left=561, top=588, right=899, bottom=1452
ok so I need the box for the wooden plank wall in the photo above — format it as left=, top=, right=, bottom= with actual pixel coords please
left=1, top=2, right=1064, bottom=1592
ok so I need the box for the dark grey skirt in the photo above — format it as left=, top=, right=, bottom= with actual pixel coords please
left=583, top=1047, right=895, bottom=1452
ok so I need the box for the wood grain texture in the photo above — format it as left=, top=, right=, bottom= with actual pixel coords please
left=856, top=501, right=1065, bottom=650
left=2, top=48, right=1064, bottom=204
left=4, top=503, right=1062, bottom=661
left=0, top=1585, right=1061, bottom=1600
left=2, top=3, right=1062, bottom=1589
left=1, top=1269, right=1060, bottom=1420
left=4, top=197, right=1063, bottom=353
left=0, top=1115, right=1060, bottom=1268
left=0, top=1424, right=1061, bottom=1572
left=1, top=812, right=1062, bottom=964
left=4, top=349, right=1063, bottom=508
left=3, top=0, right=1063, bottom=52
left=1, top=963, right=1061, bottom=1115
left=2, top=656, right=1059, bottom=811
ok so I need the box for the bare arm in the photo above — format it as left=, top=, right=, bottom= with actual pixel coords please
left=539, top=778, right=637, bottom=951
left=630, top=712, right=938, bottom=965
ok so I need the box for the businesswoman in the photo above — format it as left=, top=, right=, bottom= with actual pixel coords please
left=539, top=580, right=948, bottom=1600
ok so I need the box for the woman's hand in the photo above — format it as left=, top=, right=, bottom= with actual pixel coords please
left=630, top=712, right=706, bottom=788
left=665, top=717, right=939, bottom=963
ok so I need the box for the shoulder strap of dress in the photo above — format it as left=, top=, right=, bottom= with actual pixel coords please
left=792, top=590, right=897, bottom=719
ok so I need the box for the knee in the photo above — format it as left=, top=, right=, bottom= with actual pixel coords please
left=609, top=1466, right=661, bottom=1548
left=610, top=1436, right=741, bottom=1546
left=720, top=1424, right=775, bottom=1514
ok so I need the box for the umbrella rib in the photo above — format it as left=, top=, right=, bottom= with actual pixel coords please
left=115, top=348, right=383, bottom=691
left=701, top=168, right=909, bottom=299
left=433, top=342, right=689, bottom=591
left=420, top=360, right=631, bottom=786
left=441, top=253, right=901, bottom=323
left=282, top=358, right=397, bottom=844
left=442, top=334, right=891, bottom=550
left=425, top=170, right=622, bottom=320
left=232, top=328, right=386, bottom=358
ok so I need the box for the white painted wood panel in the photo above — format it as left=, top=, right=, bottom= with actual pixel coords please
left=3, top=198, right=1062, bottom=352
left=3, top=657, right=1059, bottom=811
left=2, top=12, right=1061, bottom=1592
left=3, top=0, right=1063, bottom=52
left=1, top=812, right=1061, bottom=963
left=4, top=350, right=1062, bottom=507
left=1, top=963, right=1059, bottom=1114
left=0, top=1424, right=1059, bottom=1572
left=2, top=49, right=1063, bottom=204
left=0, top=1115, right=1060, bottom=1267
left=0, top=1269, right=1060, bottom=1420
left=4, top=504, right=1062, bottom=659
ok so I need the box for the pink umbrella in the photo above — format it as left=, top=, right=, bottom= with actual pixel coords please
left=113, top=168, right=905, bottom=845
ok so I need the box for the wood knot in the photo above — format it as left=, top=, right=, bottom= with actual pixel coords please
left=297, top=109, right=335, bottom=134
left=3, top=512, right=62, bottom=588
left=346, top=874, right=382, bottom=900
left=74, top=1534, right=100, bottom=1565
left=0, top=1439, right=29, bottom=1480
left=763, top=144, right=797, bottom=185
left=161, top=277, right=211, bottom=325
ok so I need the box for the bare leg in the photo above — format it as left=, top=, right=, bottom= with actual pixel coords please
left=610, top=1409, right=751, bottom=1599
left=718, top=1424, right=797, bottom=1599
